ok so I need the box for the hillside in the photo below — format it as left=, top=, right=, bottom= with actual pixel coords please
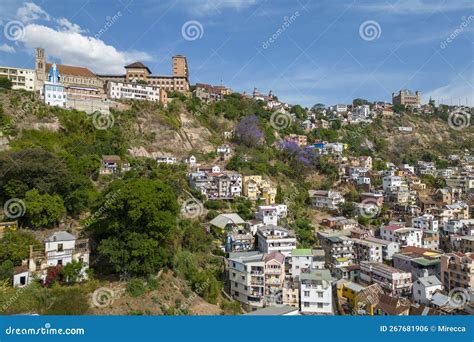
left=0, top=88, right=472, bottom=316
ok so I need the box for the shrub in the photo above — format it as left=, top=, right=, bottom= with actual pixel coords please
left=126, top=278, right=146, bottom=297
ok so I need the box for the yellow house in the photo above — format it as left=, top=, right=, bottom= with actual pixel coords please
left=242, top=176, right=277, bottom=204
left=337, top=280, right=364, bottom=308
left=337, top=281, right=382, bottom=315
left=262, top=185, right=277, bottom=205
left=243, top=176, right=261, bottom=200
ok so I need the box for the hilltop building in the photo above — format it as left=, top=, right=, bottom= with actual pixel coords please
left=97, top=56, right=189, bottom=93
left=35, top=48, right=104, bottom=100
left=392, top=90, right=421, bottom=106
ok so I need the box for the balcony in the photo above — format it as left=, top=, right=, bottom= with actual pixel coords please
left=250, top=279, right=264, bottom=286
left=265, top=268, right=281, bottom=275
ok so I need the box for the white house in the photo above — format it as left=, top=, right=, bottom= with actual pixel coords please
left=299, top=269, right=334, bottom=314
left=255, top=205, right=288, bottom=226
left=383, top=176, right=402, bottom=191
left=13, top=231, right=89, bottom=287
left=290, top=249, right=325, bottom=280
left=308, top=190, right=344, bottom=210
left=364, top=237, right=400, bottom=261
left=352, top=238, right=383, bottom=263
left=107, top=81, right=161, bottom=102
left=412, top=214, right=439, bottom=232
left=380, top=226, right=423, bottom=248
left=156, top=154, right=177, bottom=165
left=412, top=275, right=442, bottom=305
left=256, top=225, right=296, bottom=257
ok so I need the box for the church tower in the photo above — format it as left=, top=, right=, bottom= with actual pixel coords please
left=35, top=47, right=46, bottom=90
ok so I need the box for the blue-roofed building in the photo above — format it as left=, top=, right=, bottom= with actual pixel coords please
left=43, top=62, right=67, bottom=107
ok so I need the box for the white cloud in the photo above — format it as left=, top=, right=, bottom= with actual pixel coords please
left=20, top=24, right=152, bottom=74
left=17, top=2, right=50, bottom=22
left=56, top=17, right=85, bottom=33
left=0, top=43, right=15, bottom=53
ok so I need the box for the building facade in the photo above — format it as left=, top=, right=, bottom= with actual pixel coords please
left=0, top=66, right=35, bottom=91
left=392, top=90, right=421, bottom=106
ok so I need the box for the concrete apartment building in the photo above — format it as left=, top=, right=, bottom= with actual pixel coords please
left=412, top=214, right=439, bottom=232
left=440, top=252, right=474, bottom=291
left=289, top=249, right=325, bottom=280
left=228, top=251, right=294, bottom=311
left=352, top=238, right=383, bottom=263
left=228, top=252, right=265, bottom=311
left=392, top=89, right=421, bottom=106
left=256, top=225, right=297, bottom=257
left=97, top=56, right=189, bottom=93
left=380, top=226, right=423, bottom=248
left=360, top=261, right=412, bottom=296
left=0, top=66, right=35, bottom=91
left=299, top=269, right=334, bottom=314
left=364, top=236, right=400, bottom=261
left=107, top=81, right=167, bottom=104
left=319, top=234, right=356, bottom=270
left=264, top=252, right=286, bottom=304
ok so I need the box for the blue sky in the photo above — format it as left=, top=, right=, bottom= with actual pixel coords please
left=0, top=0, right=472, bottom=107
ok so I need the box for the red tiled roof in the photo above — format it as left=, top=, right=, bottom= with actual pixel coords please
left=46, top=63, right=97, bottom=78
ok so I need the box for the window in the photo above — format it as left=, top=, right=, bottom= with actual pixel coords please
left=57, top=259, right=63, bottom=265
left=58, top=243, right=64, bottom=252
left=304, top=291, right=310, bottom=296
left=317, top=303, right=323, bottom=308
left=318, top=292, right=323, bottom=298
left=304, top=302, right=309, bottom=307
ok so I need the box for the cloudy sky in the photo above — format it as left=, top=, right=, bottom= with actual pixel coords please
left=0, top=0, right=472, bottom=107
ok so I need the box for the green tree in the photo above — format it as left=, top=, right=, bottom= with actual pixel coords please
left=0, top=77, right=12, bottom=90
left=92, top=178, right=179, bottom=275
left=290, top=218, right=317, bottom=247
left=0, top=231, right=41, bottom=265
left=0, top=260, right=14, bottom=281
left=24, top=189, right=66, bottom=229
left=61, top=260, right=85, bottom=284
left=339, top=202, right=357, bottom=218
